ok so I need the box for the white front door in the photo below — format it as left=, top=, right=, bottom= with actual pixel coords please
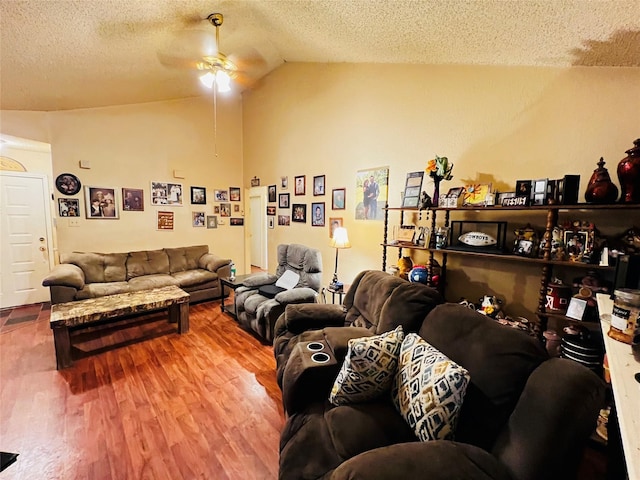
left=0, top=172, right=53, bottom=308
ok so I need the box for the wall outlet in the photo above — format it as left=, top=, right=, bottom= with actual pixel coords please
left=69, top=218, right=80, bottom=227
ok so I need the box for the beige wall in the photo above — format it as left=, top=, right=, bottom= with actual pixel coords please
left=1, top=95, right=247, bottom=270
left=242, top=63, right=640, bottom=318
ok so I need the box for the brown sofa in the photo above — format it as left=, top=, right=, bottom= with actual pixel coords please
left=42, top=245, right=231, bottom=304
left=273, top=270, right=606, bottom=480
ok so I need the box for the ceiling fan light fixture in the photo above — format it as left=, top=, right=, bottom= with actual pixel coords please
left=215, top=70, right=231, bottom=92
left=199, top=71, right=216, bottom=89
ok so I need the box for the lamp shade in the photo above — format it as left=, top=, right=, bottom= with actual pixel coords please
left=330, top=227, right=351, bottom=249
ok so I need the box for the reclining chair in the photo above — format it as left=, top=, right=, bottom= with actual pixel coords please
left=234, top=244, right=322, bottom=343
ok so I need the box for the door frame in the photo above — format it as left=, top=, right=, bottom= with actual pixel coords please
left=0, top=171, right=55, bottom=305
left=245, top=186, right=268, bottom=271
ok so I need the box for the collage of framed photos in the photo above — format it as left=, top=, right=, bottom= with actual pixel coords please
left=54, top=173, right=244, bottom=231
left=268, top=174, right=346, bottom=234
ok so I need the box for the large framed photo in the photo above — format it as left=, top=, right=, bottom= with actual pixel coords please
left=294, top=175, right=306, bottom=195
left=332, top=188, right=346, bottom=210
left=122, top=188, right=144, bottom=211
left=292, top=203, right=307, bottom=222
left=85, top=186, right=118, bottom=218
left=279, top=193, right=290, bottom=209
left=313, top=175, right=325, bottom=196
left=356, top=166, right=389, bottom=221
left=151, top=182, right=183, bottom=206
left=190, top=186, right=206, bottom=205
left=311, top=202, right=325, bottom=226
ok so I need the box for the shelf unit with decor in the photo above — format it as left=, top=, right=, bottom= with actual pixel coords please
left=382, top=203, right=640, bottom=334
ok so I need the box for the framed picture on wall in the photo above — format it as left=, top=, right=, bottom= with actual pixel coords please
left=151, top=182, right=183, bottom=206
left=268, top=217, right=275, bottom=229
left=122, top=188, right=144, bottom=211
left=55, top=173, right=81, bottom=196
left=229, top=187, right=241, bottom=202
left=214, top=189, right=229, bottom=201
left=294, top=175, right=306, bottom=195
left=279, top=193, right=290, bottom=208
left=332, top=188, right=346, bottom=210
left=313, top=175, right=325, bottom=196
left=311, top=202, right=325, bottom=226
left=58, top=198, right=80, bottom=217
left=85, top=186, right=118, bottom=218
left=329, top=217, right=343, bottom=238
left=267, top=206, right=276, bottom=216
left=157, top=211, right=174, bottom=230
left=206, top=215, right=218, bottom=229
left=268, top=185, right=277, bottom=203
left=292, top=203, right=306, bottom=222
left=192, top=211, right=205, bottom=227
left=190, top=186, right=206, bottom=205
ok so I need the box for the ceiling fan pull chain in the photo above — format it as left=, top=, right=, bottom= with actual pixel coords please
left=213, top=87, right=218, bottom=157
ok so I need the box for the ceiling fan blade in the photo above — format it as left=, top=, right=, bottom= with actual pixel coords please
left=160, top=28, right=219, bottom=60
left=157, top=51, right=212, bottom=70
left=228, top=48, right=267, bottom=73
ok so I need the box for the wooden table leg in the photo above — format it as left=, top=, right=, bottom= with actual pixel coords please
left=178, top=301, right=189, bottom=333
left=52, top=324, right=72, bottom=369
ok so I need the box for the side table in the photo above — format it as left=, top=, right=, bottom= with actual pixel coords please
left=325, top=285, right=348, bottom=304
left=219, top=274, right=255, bottom=318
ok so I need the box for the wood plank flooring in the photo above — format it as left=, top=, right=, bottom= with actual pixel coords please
left=0, top=300, right=284, bottom=480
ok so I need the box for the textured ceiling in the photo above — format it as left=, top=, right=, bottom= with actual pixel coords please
left=1, top=0, right=639, bottom=112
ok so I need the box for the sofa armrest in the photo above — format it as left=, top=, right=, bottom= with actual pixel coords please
left=274, top=287, right=318, bottom=304
left=330, top=441, right=512, bottom=480
left=242, top=273, right=279, bottom=287
left=198, top=253, right=231, bottom=272
left=42, top=264, right=85, bottom=290
left=279, top=303, right=347, bottom=335
left=491, top=357, right=606, bottom=480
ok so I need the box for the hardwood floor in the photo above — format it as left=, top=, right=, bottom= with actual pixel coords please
left=0, top=299, right=284, bottom=479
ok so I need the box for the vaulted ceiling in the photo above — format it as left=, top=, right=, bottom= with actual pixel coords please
left=1, top=0, right=639, bottom=112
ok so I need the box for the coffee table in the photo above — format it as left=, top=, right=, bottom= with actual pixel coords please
left=50, top=285, right=190, bottom=369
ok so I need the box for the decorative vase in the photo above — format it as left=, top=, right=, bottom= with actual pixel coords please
left=617, top=138, right=640, bottom=204
left=432, top=178, right=441, bottom=207
left=584, top=157, right=618, bottom=204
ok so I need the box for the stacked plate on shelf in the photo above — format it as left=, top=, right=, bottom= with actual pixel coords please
left=560, top=328, right=604, bottom=373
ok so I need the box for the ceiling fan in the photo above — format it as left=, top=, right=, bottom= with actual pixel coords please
left=158, top=13, right=264, bottom=93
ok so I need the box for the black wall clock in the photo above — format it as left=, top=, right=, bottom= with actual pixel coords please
left=55, top=173, right=81, bottom=196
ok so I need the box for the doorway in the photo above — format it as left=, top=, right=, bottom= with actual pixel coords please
left=0, top=172, right=54, bottom=308
left=248, top=187, right=267, bottom=270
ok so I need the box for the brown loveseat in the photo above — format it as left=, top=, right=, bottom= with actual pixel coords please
left=42, top=245, right=231, bottom=304
left=273, top=270, right=605, bottom=480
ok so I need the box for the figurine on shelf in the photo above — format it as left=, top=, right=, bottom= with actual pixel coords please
left=418, top=191, right=432, bottom=210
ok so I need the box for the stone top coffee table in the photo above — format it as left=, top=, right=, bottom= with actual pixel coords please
left=50, top=285, right=190, bottom=369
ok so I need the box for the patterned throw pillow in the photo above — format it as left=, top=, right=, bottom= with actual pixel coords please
left=329, top=326, right=405, bottom=405
left=392, top=333, right=470, bottom=442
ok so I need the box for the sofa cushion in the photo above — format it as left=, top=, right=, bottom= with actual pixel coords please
left=126, top=249, right=170, bottom=279
left=165, top=245, right=209, bottom=273
left=61, top=252, right=127, bottom=284
left=392, top=333, right=470, bottom=442
left=330, top=326, right=404, bottom=405
left=75, top=281, right=131, bottom=300
left=325, top=403, right=416, bottom=460
left=171, top=269, right=218, bottom=287
left=418, top=304, right=548, bottom=450
left=127, top=274, right=179, bottom=291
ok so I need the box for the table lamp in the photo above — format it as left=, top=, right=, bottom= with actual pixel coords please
left=329, top=227, right=351, bottom=291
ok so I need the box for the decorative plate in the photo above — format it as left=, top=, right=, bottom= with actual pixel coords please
left=55, top=173, right=81, bottom=195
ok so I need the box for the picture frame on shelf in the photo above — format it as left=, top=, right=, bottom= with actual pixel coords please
left=463, top=184, right=492, bottom=206
left=515, top=180, right=532, bottom=206
left=122, top=188, right=144, bottom=211
left=445, top=187, right=464, bottom=208
left=564, top=229, right=593, bottom=262
left=532, top=178, right=548, bottom=206
left=294, top=175, right=306, bottom=195
left=313, top=175, right=325, bottom=196
left=279, top=193, right=290, bottom=208
left=332, top=188, right=346, bottom=210
left=401, top=172, right=424, bottom=208
left=85, top=186, right=119, bottom=218
left=396, top=226, right=416, bottom=245
left=190, top=186, right=206, bottom=205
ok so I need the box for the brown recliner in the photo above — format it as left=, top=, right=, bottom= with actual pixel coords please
left=273, top=270, right=606, bottom=480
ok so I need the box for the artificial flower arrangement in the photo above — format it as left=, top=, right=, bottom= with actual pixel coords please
left=426, top=155, right=454, bottom=181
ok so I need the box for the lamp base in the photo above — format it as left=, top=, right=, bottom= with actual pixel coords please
left=329, top=281, right=344, bottom=292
